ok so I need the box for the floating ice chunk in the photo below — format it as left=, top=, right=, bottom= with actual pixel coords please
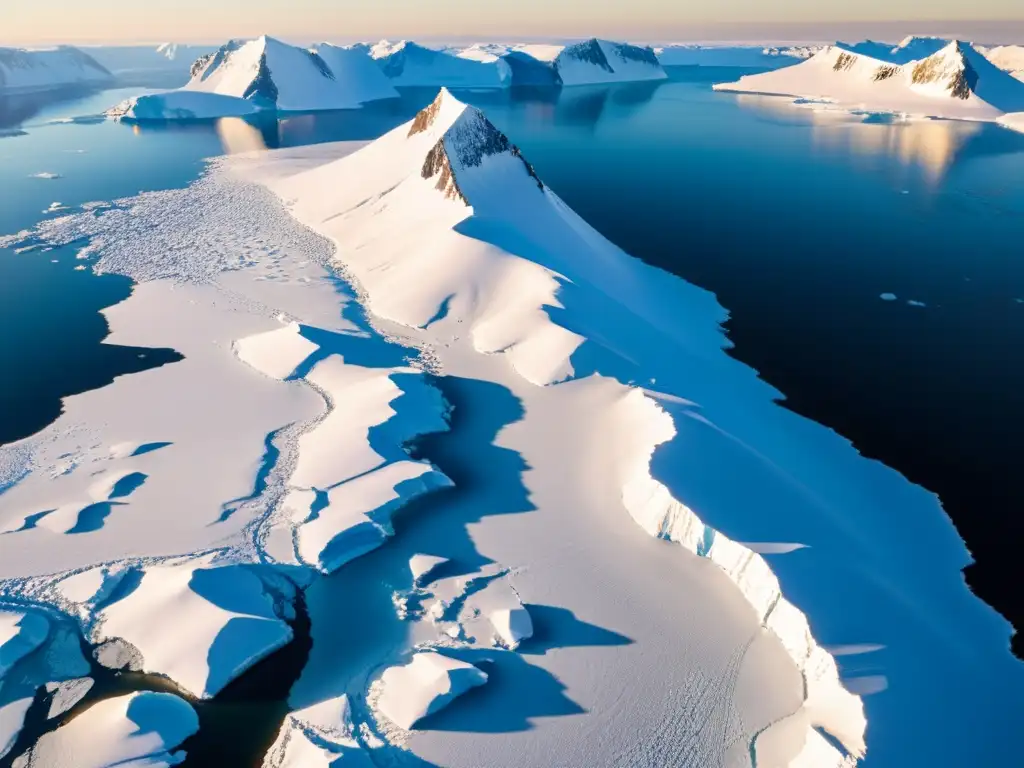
left=0, top=698, right=33, bottom=760
left=29, top=172, right=61, bottom=180
left=235, top=322, right=319, bottom=380
left=44, top=202, right=69, bottom=214
left=94, top=559, right=293, bottom=698
left=376, top=651, right=487, bottom=730
left=0, top=609, right=50, bottom=678
left=19, top=691, right=198, bottom=768
left=740, top=542, right=809, bottom=554
left=907, top=299, right=927, bottom=307
left=264, top=695, right=372, bottom=768
left=489, top=606, right=534, bottom=650
left=45, top=677, right=95, bottom=718
left=409, top=554, right=449, bottom=586
left=879, top=293, right=898, bottom=301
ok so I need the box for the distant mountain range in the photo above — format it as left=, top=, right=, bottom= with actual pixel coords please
left=0, top=46, right=113, bottom=92
left=713, top=39, right=1024, bottom=122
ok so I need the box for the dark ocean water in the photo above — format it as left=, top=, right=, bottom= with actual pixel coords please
left=2, top=70, right=1024, bottom=764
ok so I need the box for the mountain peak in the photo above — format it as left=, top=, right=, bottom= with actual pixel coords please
left=408, top=88, right=467, bottom=137
left=911, top=41, right=976, bottom=99
left=409, top=90, right=544, bottom=204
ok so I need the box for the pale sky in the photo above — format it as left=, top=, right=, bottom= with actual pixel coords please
left=4, top=0, right=1024, bottom=46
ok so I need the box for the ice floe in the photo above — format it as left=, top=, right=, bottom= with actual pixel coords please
left=374, top=651, right=488, bottom=730
left=14, top=691, right=198, bottom=767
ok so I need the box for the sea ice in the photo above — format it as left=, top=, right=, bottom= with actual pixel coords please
left=375, top=651, right=488, bottom=730
left=489, top=606, right=533, bottom=650
left=15, top=691, right=198, bottom=768
left=93, top=558, right=293, bottom=698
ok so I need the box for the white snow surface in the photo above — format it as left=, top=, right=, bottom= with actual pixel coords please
left=714, top=40, right=1024, bottom=120
left=375, top=652, right=488, bottom=730
left=0, top=46, right=112, bottom=93
left=16, top=692, right=198, bottom=767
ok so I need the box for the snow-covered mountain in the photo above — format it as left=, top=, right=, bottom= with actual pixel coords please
left=370, top=40, right=511, bottom=87
left=553, top=39, right=666, bottom=85
left=714, top=40, right=1024, bottom=120
left=109, top=35, right=398, bottom=120
left=0, top=46, right=113, bottom=93
left=656, top=44, right=821, bottom=69
left=186, top=35, right=386, bottom=111
left=981, top=44, right=1024, bottom=81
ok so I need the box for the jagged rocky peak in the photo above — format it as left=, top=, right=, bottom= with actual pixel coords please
left=411, top=89, right=544, bottom=203
left=911, top=41, right=977, bottom=99
left=560, top=39, right=614, bottom=72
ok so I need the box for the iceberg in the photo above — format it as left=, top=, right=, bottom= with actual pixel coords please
left=375, top=651, right=488, bottom=730
left=15, top=691, right=198, bottom=767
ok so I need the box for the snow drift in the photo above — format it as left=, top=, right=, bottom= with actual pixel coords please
left=0, top=46, right=112, bottom=93
left=714, top=40, right=1024, bottom=120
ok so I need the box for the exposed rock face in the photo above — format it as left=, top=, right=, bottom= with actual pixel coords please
left=833, top=52, right=857, bottom=72
left=561, top=39, right=614, bottom=72
left=911, top=43, right=978, bottom=100
left=611, top=42, right=661, bottom=68
left=242, top=52, right=279, bottom=107
left=874, top=65, right=899, bottom=81
left=192, top=39, right=242, bottom=81
left=413, top=91, right=545, bottom=204
left=306, top=50, right=335, bottom=80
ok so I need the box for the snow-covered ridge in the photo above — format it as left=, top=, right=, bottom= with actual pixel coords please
left=714, top=40, right=1024, bottom=120
left=261, top=89, right=867, bottom=764
left=0, top=46, right=112, bottom=93
left=108, top=35, right=397, bottom=120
